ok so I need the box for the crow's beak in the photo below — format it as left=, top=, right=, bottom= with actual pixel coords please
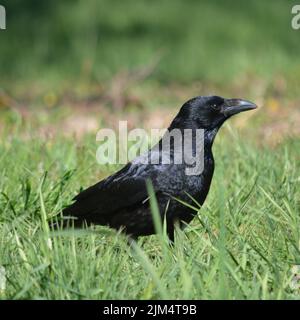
left=223, top=99, right=257, bottom=117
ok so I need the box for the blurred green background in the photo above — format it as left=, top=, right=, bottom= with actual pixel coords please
left=1, top=0, right=300, bottom=91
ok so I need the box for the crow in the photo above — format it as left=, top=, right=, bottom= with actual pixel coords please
left=60, top=96, right=257, bottom=242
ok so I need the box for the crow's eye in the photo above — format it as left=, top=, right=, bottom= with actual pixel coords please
left=211, top=104, right=219, bottom=110
left=209, top=96, right=224, bottom=110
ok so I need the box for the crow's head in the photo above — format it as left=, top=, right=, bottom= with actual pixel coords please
left=172, top=95, right=257, bottom=130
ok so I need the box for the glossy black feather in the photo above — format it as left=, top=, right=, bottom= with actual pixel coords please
left=60, top=95, right=256, bottom=240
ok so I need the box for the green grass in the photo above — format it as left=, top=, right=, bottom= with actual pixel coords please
left=0, top=111, right=299, bottom=299
left=1, top=0, right=299, bottom=301
left=1, top=0, right=300, bottom=94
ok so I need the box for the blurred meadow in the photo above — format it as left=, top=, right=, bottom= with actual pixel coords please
left=0, top=0, right=300, bottom=299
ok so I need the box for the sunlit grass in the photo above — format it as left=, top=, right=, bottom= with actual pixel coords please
left=0, top=113, right=299, bottom=299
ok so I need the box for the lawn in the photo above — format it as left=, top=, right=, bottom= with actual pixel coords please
left=0, top=99, right=299, bottom=299
left=0, top=0, right=300, bottom=300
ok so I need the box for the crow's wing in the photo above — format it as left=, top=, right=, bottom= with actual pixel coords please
left=62, top=162, right=163, bottom=221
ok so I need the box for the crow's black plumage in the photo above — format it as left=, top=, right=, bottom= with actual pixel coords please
left=61, top=96, right=257, bottom=242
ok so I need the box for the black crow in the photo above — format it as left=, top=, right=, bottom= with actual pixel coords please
left=61, top=96, right=256, bottom=242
